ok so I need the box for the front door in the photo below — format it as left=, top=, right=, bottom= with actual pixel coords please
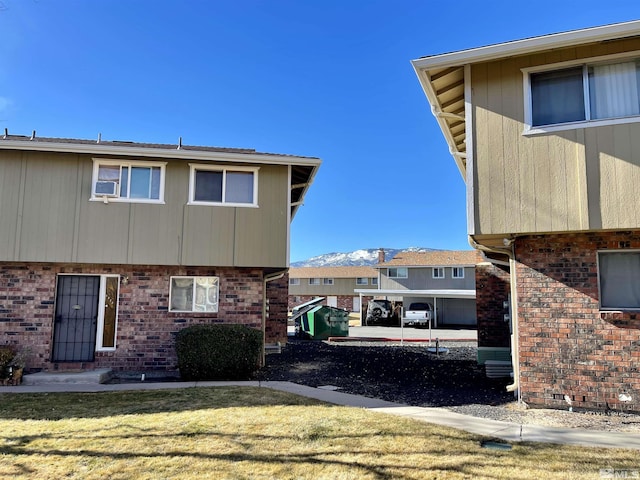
left=53, top=276, right=100, bottom=362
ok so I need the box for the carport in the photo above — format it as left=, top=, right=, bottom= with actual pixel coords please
left=354, top=288, right=476, bottom=327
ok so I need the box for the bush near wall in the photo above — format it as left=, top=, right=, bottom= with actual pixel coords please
left=175, top=324, right=263, bottom=380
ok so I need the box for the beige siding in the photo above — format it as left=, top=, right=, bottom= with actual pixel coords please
left=0, top=151, right=22, bottom=257
left=471, top=38, right=640, bottom=236
left=0, top=151, right=290, bottom=267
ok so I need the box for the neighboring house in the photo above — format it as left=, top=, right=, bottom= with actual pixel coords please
left=0, top=133, right=320, bottom=373
left=288, top=266, right=379, bottom=312
left=413, top=21, right=640, bottom=411
left=357, top=250, right=482, bottom=327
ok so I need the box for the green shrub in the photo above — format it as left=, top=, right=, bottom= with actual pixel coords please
left=175, top=324, right=263, bottom=381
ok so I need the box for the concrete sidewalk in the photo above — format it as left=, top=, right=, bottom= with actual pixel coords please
left=2, top=379, right=639, bottom=450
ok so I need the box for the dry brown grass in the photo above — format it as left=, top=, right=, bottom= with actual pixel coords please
left=0, top=387, right=638, bottom=479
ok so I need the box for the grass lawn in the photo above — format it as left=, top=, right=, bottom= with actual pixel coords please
left=0, top=387, right=638, bottom=479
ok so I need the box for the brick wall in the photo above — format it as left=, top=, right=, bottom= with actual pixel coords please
left=515, top=232, right=640, bottom=412
left=0, top=262, right=281, bottom=373
left=475, top=262, right=511, bottom=349
left=265, top=273, right=288, bottom=344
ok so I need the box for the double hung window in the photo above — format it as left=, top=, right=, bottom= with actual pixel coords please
left=356, top=277, right=368, bottom=285
left=433, top=267, right=445, bottom=279
left=452, top=267, right=465, bottom=279
left=526, top=56, right=640, bottom=131
left=92, top=160, right=165, bottom=203
left=189, top=164, right=258, bottom=206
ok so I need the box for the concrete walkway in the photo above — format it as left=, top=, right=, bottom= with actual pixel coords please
left=2, top=379, right=640, bottom=450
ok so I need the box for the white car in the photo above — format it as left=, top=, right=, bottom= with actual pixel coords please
left=402, top=302, right=433, bottom=327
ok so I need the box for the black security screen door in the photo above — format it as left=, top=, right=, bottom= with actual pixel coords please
left=53, top=276, right=100, bottom=362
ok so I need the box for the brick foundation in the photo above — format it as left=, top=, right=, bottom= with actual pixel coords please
left=0, top=262, right=286, bottom=373
left=515, top=232, right=640, bottom=413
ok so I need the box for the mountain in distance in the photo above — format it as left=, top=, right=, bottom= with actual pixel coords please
left=291, top=247, right=438, bottom=267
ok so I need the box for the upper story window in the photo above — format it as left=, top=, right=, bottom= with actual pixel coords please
left=323, top=278, right=334, bottom=285
left=598, top=251, right=640, bottom=310
left=524, top=54, right=640, bottom=133
left=92, top=159, right=165, bottom=203
left=432, top=267, right=445, bottom=279
left=309, top=278, right=320, bottom=285
left=388, top=267, right=408, bottom=279
left=452, top=267, right=465, bottom=279
left=356, top=277, right=368, bottom=285
left=289, top=278, right=300, bottom=286
left=189, top=164, right=258, bottom=207
left=371, top=277, right=378, bottom=285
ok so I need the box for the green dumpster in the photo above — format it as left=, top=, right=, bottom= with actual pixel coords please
left=297, top=305, right=349, bottom=340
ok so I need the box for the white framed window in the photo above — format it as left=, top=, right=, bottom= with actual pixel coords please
left=371, top=277, right=378, bottom=286
left=169, top=276, right=219, bottom=312
left=388, top=267, right=408, bottom=279
left=188, top=164, right=258, bottom=207
left=598, top=251, right=640, bottom=310
left=96, top=275, right=120, bottom=351
left=289, top=278, right=300, bottom=286
left=452, top=267, right=465, bottom=279
left=91, top=159, right=166, bottom=203
left=523, top=52, right=640, bottom=134
left=433, top=267, right=445, bottom=279
left=323, top=278, right=334, bottom=285
left=309, top=278, right=320, bottom=285
left=356, top=277, right=368, bottom=285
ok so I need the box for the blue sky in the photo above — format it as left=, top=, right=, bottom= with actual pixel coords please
left=2, top=1, right=640, bottom=262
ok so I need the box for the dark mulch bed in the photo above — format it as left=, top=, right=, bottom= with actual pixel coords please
left=254, top=338, right=513, bottom=408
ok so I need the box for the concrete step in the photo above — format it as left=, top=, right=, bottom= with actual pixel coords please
left=22, top=369, right=113, bottom=385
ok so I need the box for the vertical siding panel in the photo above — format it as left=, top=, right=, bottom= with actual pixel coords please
left=596, top=126, right=617, bottom=229
left=182, top=206, right=235, bottom=265
left=549, top=132, right=570, bottom=231
left=0, top=152, right=21, bottom=259
left=612, top=124, right=638, bottom=227
left=129, top=162, right=186, bottom=265
left=584, top=127, right=603, bottom=229
left=565, top=129, right=588, bottom=231
left=472, top=63, right=491, bottom=235
left=486, top=61, right=506, bottom=233
left=500, top=57, right=523, bottom=232
left=234, top=166, right=288, bottom=267
left=19, top=153, right=78, bottom=261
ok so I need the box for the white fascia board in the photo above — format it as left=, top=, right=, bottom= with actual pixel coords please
left=0, top=139, right=321, bottom=168
left=354, top=288, right=476, bottom=299
left=411, top=20, right=640, bottom=70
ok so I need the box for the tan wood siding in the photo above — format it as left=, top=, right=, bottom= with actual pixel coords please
left=0, top=151, right=22, bottom=258
left=234, top=166, right=288, bottom=267
left=15, top=153, right=79, bottom=261
left=0, top=151, right=290, bottom=267
left=471, top=38, right=640, bottom=237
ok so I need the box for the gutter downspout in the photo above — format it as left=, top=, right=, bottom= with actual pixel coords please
left=469, top=235, right=521, bottom=400
left=263, top=270, right=287, bottom=367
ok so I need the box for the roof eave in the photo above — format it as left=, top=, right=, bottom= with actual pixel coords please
left=0, top=138, right=322, bottom=167
left=411, top=20, right=640, bottom=71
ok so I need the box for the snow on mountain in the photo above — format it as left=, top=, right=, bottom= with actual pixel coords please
left=291, top=247, right=438, bottom=267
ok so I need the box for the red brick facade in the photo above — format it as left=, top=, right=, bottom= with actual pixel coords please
left=475, top=262, right=511, bottom=349
left=0, top=262, right=287, bottom=373
left=515, top=232, right=640, bottom=412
